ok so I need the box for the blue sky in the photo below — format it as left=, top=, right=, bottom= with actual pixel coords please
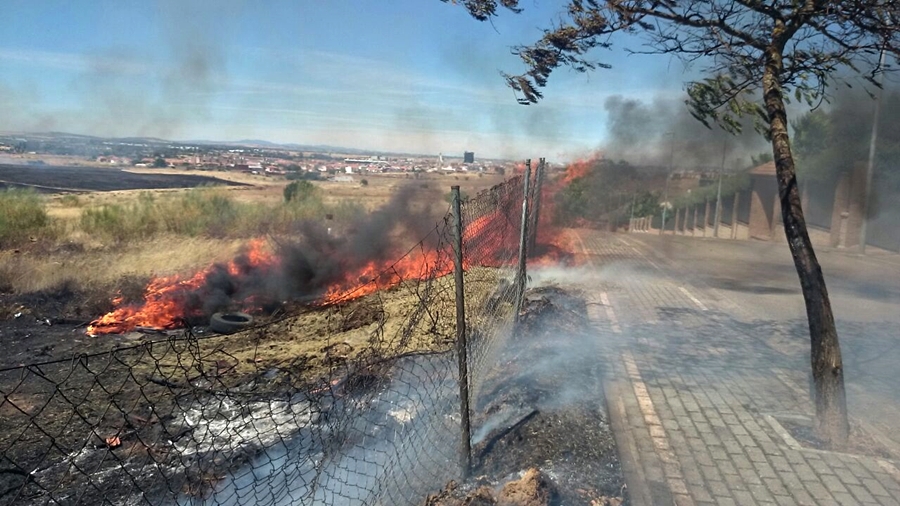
left=0, top=0, right=690, bottom=160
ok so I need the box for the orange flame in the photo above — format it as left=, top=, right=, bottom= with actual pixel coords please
left=87, top=240, right=276, bottom=335
left=89, top=179, right=577, bottom=335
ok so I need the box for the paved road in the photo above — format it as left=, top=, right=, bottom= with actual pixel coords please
left=559, top=229, right=900, bottom=506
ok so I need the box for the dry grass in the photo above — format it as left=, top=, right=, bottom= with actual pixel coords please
left=0, top=236, right=246, bottom=294
left=133, top=268, right=508, bottom=387
left=1, top=171, right=508, bottom=300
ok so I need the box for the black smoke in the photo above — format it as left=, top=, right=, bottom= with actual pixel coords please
left=188, top=185, right=446, bottom=319
left=601, top=94, right=767, bottom=170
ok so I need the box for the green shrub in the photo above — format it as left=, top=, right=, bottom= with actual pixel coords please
left=81, top=204, right=132, bottom=242
left=0, top=189, right=52, bottom=247
left=284, top=180, right=319, bottom=202
left=159, top=190, right=239, bottom=238
left=76, top=185, right=368, bottom=243
left=80, top=192, right=166, bottom=242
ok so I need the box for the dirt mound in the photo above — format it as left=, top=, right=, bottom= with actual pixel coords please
left=422, top=468, right=555, bottom=506
left=497, top=469, right=554, bottom=506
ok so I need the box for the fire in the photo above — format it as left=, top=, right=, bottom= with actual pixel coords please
left=89, top=181, right=576, bottom=336
left=87, top=240, right=277, bottom=335
left=321, top=248, right=448, bottom=304
left=562, top=152, right=603, bottom=184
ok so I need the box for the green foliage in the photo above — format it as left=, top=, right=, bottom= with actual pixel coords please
left=78, top=187, right=356, bottom=243
left=283, top=180, right=319, bottom=202
left=81, top=192, right=162, bottom=242
left=750, top=151, right=774, bottom=167
left=0, top=189, right=52, bottom=247
left=686, top=75, right=770, bottom=136
left=81, top=204, right=132, bottom=242
left=164, top=191, right=239, bottom=237
left=631, top=191, right=660, bottom=218
left=792, top=92, right=900, bottom=190
left=152, top=157, right=167, bottom=168
left=450, top=0, right=899, bottom=162
left=671, top=173, right=751, bottom=208
left=360, top=178, right=369, bottom=186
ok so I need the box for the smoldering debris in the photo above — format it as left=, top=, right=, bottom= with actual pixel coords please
left=421, top=468, right=558, bottom=506
left=171, top=353, right=461, bottom=506
left=454, top=286, right=625, bottom=505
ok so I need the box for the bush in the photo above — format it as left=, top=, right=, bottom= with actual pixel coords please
left=164, top=191, right=238, bottom=237
left=81, top=204, right=132, bottom=242
left=0, top=189, right=52, bottom=247
left=76, top=185, right=366, bottom=243
left=284, top=180, right=319, bottom=202
left=360, top=179, right=369, bottom=186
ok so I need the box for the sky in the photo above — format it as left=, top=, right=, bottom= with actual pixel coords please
left=0, top=0, right=693, bottom=161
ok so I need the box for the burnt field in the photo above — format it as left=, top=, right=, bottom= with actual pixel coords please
left=0, top=164, right=247, bottom=192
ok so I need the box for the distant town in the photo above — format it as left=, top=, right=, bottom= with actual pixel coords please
left=0, top=132, right=527, bottom=180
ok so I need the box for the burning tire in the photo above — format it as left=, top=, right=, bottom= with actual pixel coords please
left=209, top=312, right=253, bottom=334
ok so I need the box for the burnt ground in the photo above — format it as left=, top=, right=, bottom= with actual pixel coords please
left=0, top=274, right=457, bottom=505
left=0, top=164, right=247, bottom=192
left=0, top=278, right=625, bottom=505
left=436, top=286, right=626, bottom=506
left=0, top=276, right=153, bottom=369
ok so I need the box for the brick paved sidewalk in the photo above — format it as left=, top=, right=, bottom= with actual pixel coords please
left=565, top=230, right=900, bottom=506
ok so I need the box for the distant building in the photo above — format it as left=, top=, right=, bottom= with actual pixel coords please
left=464, top=151, right=475, bottom=164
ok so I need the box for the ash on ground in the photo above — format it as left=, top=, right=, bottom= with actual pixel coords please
left=425, top=286, right=626, bottom=506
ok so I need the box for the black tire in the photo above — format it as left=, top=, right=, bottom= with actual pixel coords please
left=209, top=312, right=253, bottom=334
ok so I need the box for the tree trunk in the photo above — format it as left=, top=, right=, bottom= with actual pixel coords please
left=763, top=43, right=849, bottom=447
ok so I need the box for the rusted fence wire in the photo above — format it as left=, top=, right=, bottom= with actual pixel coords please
left=0, top=171, right=541, bottom=506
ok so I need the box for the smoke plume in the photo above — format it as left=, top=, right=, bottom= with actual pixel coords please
left=601, top=94, right=767, bottom=170
left=194, top=185, right=445, bottom=318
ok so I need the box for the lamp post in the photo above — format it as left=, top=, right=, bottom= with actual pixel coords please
left=860, top=48, right=886, bottom=254
left=660, top=132, right=675, bottom=235
left=713, top=140, right=727, bottom=238
left=629, top=192, right=637, bottom=232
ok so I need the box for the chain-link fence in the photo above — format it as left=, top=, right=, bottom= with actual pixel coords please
left=0, top=169, right=544, bottom=506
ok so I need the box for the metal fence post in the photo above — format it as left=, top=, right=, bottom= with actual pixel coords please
left=450, top=185, right=471, bottom=477
left=515, top=160, right=532, bottom=322
left=528, top=158, right=545, bottom=252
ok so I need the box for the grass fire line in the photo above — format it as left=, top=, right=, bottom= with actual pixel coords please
left=86, top=202, right=561, bottom=336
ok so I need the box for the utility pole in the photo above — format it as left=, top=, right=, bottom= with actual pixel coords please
left=660, top=132, right=675, bottom=235
left=860, top=48, right=886, bottom=254
left=714, top=140, right=727, bottom=238
left=629, top=192, right=637, bottom=233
